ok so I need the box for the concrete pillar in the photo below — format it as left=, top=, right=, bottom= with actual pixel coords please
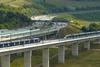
left=42, top=48, right=49, bottom=67
left=1, top=54, right=10, bottom=67
left=72, top=44, right=78, bottom=56
left=84, top=41, right=90, bottom=50
left=24, top=51, right=32, bottom=67
left=58, top=45, right=65, bottom=63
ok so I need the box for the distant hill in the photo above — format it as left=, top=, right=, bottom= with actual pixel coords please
left=0, top=0, right=100, bottom=29
left=1, top=0, right=100, bottom=16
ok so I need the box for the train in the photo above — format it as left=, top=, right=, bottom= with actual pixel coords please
left=64, top=31, right=100, bottom=39
left=0, top=29, right=40, bottom=38
left=0, top=37, right=41, bottom=48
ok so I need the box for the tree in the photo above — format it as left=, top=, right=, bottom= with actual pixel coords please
left=88, top=23, right=98, bottom=31
left=81, top=26, right=88, bottom=32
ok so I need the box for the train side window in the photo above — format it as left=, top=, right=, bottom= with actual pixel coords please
left=15, top=41, right=20, bottom=45
left=0, top=43, right=3, bottom=48
left=4, top=42, right=9, bottom=47
left=9, top=42, right=15, bottom=46
left=30, top=39, right=34, bottom=43
left=25, top=39, right=30, bottom=44
left=20, top=40, right=24, bottom=45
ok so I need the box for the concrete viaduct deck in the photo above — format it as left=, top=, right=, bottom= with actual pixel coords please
left=0, top=31, right=100, bottom=67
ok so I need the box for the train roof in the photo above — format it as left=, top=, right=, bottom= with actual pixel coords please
left=0, top=29, right=40, bottom=36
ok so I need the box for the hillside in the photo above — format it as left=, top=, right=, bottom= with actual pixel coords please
left=1, top=0, right=100, bottom=16
left=1, top=0, right=100, bottom=29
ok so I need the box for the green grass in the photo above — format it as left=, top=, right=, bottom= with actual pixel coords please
left=54, top=50, right=100, bottom=67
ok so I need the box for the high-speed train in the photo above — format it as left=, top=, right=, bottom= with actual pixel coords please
left=0, top=29, right=40, bottom=41
left=0, top=37, right=41, bottom=48
left=64, top=31, right=100, bottom=39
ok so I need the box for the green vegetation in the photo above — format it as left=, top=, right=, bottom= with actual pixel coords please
left=1, top=0, right=100, bottom=15
left=72, top=12, right=100, bottom=22
left=81, top=23, right=100, bottom=32
left=47, top=0, right=100, bottom=12
left=60, top=24, right=80, bottom=37
left=0, top=0, right=100, bottom=29
left=55, top=12, right=100, bottom=32
left=0, top=10, right=31, bottom=29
